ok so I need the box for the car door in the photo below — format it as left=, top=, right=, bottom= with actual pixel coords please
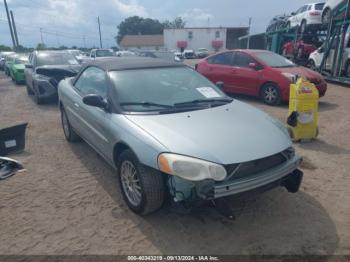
left=72, top=66, right=113, bottom=160
left=230, top=51, right=261, bottom=95
left=204, top=52, right=236, bottom=92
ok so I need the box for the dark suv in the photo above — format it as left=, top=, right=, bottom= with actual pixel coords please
left=24, top=51, right=81, bottom=104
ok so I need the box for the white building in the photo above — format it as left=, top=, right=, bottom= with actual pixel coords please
left=163, top=27, right=249, bottom=52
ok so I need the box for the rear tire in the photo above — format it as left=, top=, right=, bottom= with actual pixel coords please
left=60, top=107, right=80, bottom=142
left=308, top=59, right=317, bottom=71
left=118, top=149, right=165, bottom=215
left=260, top=83, right=281, bottom=106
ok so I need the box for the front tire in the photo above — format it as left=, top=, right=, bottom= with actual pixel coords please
left=61, top=107, right=80, bottom=142
left=260, top=83, right=281, bottom=105
left=118, top=149, right=165, bottom=215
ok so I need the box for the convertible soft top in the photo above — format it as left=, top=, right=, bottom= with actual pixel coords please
left=85, top=57, right=186, bottom=71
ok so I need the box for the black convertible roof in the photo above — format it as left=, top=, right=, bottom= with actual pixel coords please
left=85, top=57, right=186, bottom=71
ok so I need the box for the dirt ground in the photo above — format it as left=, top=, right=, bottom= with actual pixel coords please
left=0, top=70, right=349, bottom=256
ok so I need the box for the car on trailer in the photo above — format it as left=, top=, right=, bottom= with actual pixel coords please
left=322, top=0, right=349, bottom=25
left=58, top=57, right=303, bottom=215
left=309, top=32, right=350, bottom=76
left=196, top=49, right=327, bottom=105
left=282, top=40, right=318, bottom=60
left=266, top=14, right=291, bottom=33
left=287, top=2, right=325, bottom=33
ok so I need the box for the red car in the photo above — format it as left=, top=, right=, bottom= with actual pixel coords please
left=196, top=49, right=327, bottom=105
left=282, top=40, right=317, bottom=60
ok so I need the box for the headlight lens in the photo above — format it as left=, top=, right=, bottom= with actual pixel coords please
left=282, top=72, right=297, bottom=83
left=158, top=153, right=227, bottom=181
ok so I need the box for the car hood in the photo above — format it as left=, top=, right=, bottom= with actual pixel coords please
left=13, top=64, right=25, bottom=70
left=274, top=66, right=323, bottom=80
left=35, top=65, right=81, bottom=81
left=125, top=100, right=292, bottom=165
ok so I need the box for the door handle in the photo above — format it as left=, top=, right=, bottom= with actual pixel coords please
left=74, top=103, right=79, bottom=108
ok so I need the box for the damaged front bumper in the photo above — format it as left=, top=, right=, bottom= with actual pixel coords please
left=168, top=155, right=303, bottom=202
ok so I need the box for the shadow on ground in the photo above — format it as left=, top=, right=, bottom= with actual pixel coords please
left=68, top=141, right=339, bottom=255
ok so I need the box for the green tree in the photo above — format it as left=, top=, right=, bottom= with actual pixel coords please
left=36, top=43, right=47, bottom=50
left=116, top=16, right=164, bottom=44
left=163, top=17, right=186, bottom=29
left=0, top=45, right=12, bottom=51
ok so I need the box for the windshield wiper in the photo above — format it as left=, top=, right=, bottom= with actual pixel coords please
left=174, top=98, right=233, bottom=107
left=120, top=102, right=173, bottom=108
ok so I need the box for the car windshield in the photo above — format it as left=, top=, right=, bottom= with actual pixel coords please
left=315, top=3, right=325, bottom=10
left=37, top=53, right=78, bottom=66
left=96, top=50, right=114, bottom=57
left=255, top=52, right=295, bottom=68
left=109, top=67, right=231, bottom=113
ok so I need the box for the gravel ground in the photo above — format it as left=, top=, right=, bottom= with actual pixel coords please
left=0, top=71, right=349, bottom=255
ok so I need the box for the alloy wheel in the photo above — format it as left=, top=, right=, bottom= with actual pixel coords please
left=120, top=160, right=142, bottom=207
left=264, top=86, right=278, bottom=103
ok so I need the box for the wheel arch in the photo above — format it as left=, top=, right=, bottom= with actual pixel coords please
left=113, top=142, right=133, bottom=168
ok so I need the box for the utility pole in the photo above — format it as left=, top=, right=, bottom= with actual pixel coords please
left=10, top=10, right=19, bottom=47
left=247, top=17, right=252, bottom=49
left=3, top=0, right=16, bottom=49
left=40, top=27, right=44, bottom=45
left=97, top=16, right=102, bottom=48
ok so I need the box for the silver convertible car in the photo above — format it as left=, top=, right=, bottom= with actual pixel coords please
left=58, top=57, right=303, bottom=215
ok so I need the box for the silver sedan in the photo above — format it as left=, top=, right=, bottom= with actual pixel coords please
left=58, top=57, right=303, bottom=215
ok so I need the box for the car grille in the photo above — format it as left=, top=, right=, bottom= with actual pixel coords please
left=224, top=147, right=294, bottom=181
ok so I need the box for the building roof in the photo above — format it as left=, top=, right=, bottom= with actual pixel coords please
left=84, top=57, right=185, bottom=71
left=164, top=27, right=249, bottom=30
left=120, top=35, right=164, bottom=47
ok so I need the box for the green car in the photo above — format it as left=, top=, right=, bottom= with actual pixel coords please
left=4, top=53, right=18, bottom=76
left=9, top=55, right=28, bottom=84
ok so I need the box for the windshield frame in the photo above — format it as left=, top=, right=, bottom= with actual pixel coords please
left=108, top=66, right=233, bottom=115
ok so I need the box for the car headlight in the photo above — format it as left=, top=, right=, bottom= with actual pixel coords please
left=158, top=153, right=227, bottom=181
left=282, top=72, right=297, bottom=83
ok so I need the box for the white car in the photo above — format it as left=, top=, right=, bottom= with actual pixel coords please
left=288, top=2, right=325, bottom=32
left=308, top=32, right=350, bottom=76
left=322, top=0, right=347, bottom=25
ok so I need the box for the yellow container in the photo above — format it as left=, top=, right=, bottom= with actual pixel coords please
left=287, top=78, right=319, bottom=141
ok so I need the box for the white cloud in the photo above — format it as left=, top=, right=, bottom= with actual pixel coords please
left=114, top=0, right=148, bottom=17
left=181, top=8, right=213, bottom=25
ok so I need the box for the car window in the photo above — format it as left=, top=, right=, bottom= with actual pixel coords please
left=232, top=52, right=256, bottom=68
left=207, top=52, right=233, bottom=65
left=74, top=67, right=108, bottom=97
left=315, top=3, right=324, bottom=10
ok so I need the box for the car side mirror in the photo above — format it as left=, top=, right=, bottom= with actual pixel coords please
left=83, top=94, right=107, bottom=109
left=216, top=81, right=224, bottom=91
left=318, top=47, right=324, bottom=53
left=25, top=64, right=33, bottom=69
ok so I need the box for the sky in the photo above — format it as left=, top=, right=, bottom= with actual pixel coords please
left=0, top=0, right=320, bottom=48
